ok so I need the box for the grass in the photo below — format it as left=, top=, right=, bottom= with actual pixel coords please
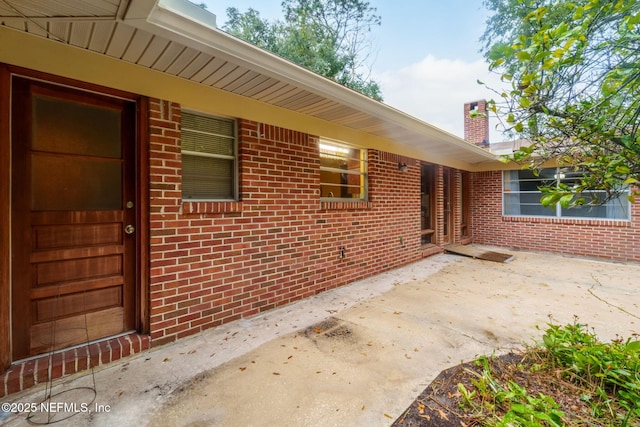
left=458, top=320, right=640, bottom=426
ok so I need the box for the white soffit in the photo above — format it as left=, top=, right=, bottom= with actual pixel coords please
left=0, top=0, right=499, bottom=168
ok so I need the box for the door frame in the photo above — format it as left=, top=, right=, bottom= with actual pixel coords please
left=420, top=163, right=437, bottom=245
left=0, top=64, right=149, bottom=368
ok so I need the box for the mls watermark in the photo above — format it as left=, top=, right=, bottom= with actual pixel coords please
left=2, top=401, right=111, bottom=414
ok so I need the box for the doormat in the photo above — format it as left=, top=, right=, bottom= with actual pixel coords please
left=444, top=244, right=514, bottom=263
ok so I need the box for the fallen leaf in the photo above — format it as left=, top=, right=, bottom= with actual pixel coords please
left=163, top=358, right=171, bottom=362
left=417, top=404, right=425, bottom=414
left=361, top=405, right=365, bottom=411
left=384, top=413, right=393, bottom=419
left=288, top=355, right=293, bottom=359
left=239, top=367, right=246, bottom=371
left=393, top=311, right=401, bottom=315
left=436, top=408, right=449, bottom=420
left=418, top=414, right=430, bottom=420
left=188, top=349, right=196, bottom=354
left=273, top=372, right=280, bottom=376
left=314, top=327, right=323, bottom=333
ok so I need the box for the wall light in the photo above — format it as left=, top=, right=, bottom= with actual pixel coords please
left=398, top=162, right=408, bottom=172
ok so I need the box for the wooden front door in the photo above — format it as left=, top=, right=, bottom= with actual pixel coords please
left=11, top=77, right=137, bottom=360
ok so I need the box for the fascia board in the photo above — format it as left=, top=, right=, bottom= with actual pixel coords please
left=126, top=0, right=497, bottom=163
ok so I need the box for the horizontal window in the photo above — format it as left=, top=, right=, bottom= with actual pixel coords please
left=319, top=140, right=367, bottom=201
left=503, top=168, right=630, bottom=220
left=181, top=111, right=237, bottom=201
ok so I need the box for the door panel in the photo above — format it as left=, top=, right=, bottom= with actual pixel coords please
left=11, top=77, right=136, bottom=360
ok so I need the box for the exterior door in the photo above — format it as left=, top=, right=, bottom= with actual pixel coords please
left=442, top=168, right=453, bottom=244
left=11, top=77, right=137, bottom=360
left=420, top=164, right=436, bottom=244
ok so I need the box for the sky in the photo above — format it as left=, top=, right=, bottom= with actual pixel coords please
left=200, top=0, right=507, bottom=142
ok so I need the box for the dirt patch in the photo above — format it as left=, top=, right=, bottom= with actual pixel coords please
left=392, top=352, right=595, bottom=426
left=303, top=317, right=358, bottom=346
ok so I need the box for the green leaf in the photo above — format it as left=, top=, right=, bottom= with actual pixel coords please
left=541, top=58, right=556, bottom=69
left=613, top=369, right=631, bottom=376
left=615, top=165, right=630, bottom=174
left=510, top=403, right=527, bottom=413
left=626, top=340, right=640, bottom=351
left=574, top=5, right=584, bottom=19
left=491, top=58, right=505, bottom=68
left=540, top=194, right=555, bottom=207
left=559, top=194, right=574, bottom=207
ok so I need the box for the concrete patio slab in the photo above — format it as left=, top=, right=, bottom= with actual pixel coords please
left=2, top=248, right=639, bottom=426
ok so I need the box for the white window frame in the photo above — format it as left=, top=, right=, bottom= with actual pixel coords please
left=319, top=140, right=368, bottom=202
left=502, top=168, right=631, bottom=220
left=181, top=110, right=238, bottom=201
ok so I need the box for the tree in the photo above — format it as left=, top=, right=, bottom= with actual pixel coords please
left=223, top=0, right=382, bottom=101
left=481, top=0, right=640, bottom=207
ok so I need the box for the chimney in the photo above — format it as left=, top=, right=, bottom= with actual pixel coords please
left=464, top=100, right=489, bottom=147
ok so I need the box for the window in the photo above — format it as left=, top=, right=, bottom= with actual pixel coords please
left=181, top=111, right=237, bottom=200
left=319, top=140, right=367, bottom=201
left=503, top=168, right=630, bottom=220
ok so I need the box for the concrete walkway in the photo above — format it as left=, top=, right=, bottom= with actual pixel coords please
left=2, top=248, right=639, bottom=426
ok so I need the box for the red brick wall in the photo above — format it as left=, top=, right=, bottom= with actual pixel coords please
left=147, top=99, right=423, bottom=347
left=470, top=171, right=640, bottom=262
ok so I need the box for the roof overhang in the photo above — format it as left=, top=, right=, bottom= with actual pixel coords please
left=0, top=0, right=501, bottom=170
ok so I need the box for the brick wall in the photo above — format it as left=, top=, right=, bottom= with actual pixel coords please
left=470, top=170, right=640, bottom=262
left=147, top=99, right=423, bottom=347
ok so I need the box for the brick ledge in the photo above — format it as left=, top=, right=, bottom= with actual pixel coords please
left=320, top=200, right=371, bottom=210
left=181, top=200, right=242, bottom=215
left=1, top=333, right=150, bottom=398
left=502, top=215, right=631, bottom=227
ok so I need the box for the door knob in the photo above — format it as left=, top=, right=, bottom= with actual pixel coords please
left=124, top=224, right=135, bottom=235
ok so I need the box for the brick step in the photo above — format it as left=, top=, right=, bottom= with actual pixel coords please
left=1, top=333, right=150, bottom=398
